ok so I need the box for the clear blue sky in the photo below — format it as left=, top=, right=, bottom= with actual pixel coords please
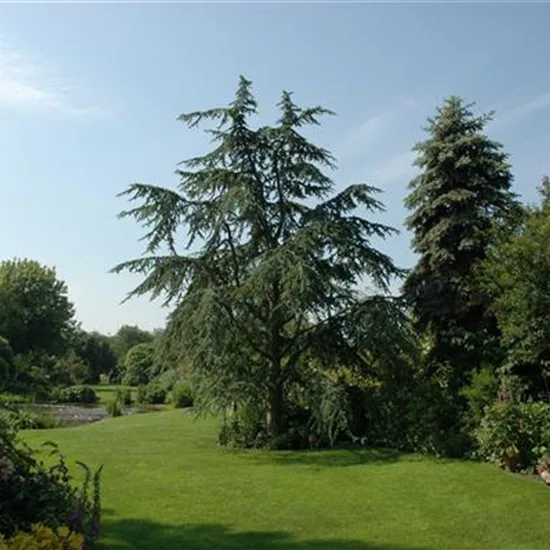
left=1, top=2, right=549, bottom=334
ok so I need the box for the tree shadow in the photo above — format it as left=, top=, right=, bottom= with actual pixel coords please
left=243, top=446, right=407, bottom=469
left=100, top=519, right=434, bottom=550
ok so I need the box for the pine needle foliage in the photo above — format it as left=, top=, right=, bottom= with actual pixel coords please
left=404, top=96, right=520, bottom=377
left=113, top=76, right=402, bottom=436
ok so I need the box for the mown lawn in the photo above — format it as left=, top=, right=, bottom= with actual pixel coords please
left=23, top=410, right=550, bottom=550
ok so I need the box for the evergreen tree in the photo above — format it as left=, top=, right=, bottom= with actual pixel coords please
left=113, top=77, right=402, bottom=437
left=404, top=97, right=519, bottom=383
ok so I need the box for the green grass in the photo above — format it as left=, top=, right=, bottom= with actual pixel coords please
left=23, top=410, right=550, bottom=550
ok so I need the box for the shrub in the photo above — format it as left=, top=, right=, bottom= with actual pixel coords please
left=0, top=421, right=102, bottom=545
left=54, top=386, right=98, bottom=405
left=0, top=394, right=29, bottom=407
left=135, top=385, right=146, bottom=404
left=461, top=365, right=499, bottom=430
left=0, top=523, right=83, bottom=550
left=476, top=400, right=550, bottom=472
left=0, top=408, right=58, bottom=430
left=116, top=387, right=132, bottom=406
left=122, top=343, right=154, bottom=387
left=106, top=399, right=122, bottom=418
left=50, top=356, right=91, bottom=388
left=136, top=382, right=166, bottom=405
left=217, top=402, right=265, bottom=448
left=156, top=369, right=180, bottom=392
left=171, top=381, right=194, bottom=409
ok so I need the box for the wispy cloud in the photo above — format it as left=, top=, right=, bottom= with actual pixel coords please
left=371, top=150, right=417, bottom=187
left=494, top=93, right=550, bottom=127
left=337, top=98, right=417, bottom=160
left=0, top=41, right=109, bottom=117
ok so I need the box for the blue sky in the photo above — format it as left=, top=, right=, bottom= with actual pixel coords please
left=1, top=2, right=549, bottom=334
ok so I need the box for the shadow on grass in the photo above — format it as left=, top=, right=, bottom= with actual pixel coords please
left=244, top=446, right=406, bottom=468
left=100, top=519, right=434, bottom=550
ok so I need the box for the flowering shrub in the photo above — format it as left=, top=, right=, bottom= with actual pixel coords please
left=0, top=523, right=83, bottom=550
left=0, top=419, right=102, bottom=548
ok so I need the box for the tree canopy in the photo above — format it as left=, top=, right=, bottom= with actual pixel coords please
left=113, top=76, right=404, bottom=437
left=482, top=177, right=550, bottom=397
left=404, top=97, right=519, bottom=378
left=0, top=336, right=14, bottom=391
left=123, top=342, right=155, bottom=386
left=0, top=259, right=76, bottom=357
left=73, top=331, right=118, bottom=384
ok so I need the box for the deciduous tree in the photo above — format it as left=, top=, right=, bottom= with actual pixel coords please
left=482, top=177, right=550, bottom=397
left=0, top=259, right=76, bottom=357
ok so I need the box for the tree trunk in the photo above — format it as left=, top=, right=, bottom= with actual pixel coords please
left=267, top=379, right=284, bottom=438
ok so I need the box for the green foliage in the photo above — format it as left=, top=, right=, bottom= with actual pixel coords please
left=404, top=97, right=519, bottom=378
left=110, top=325, right=154, bottom=360
left=0, top=338, right=14, bottom=392
left=0, top=408, right=58, bottom=431
left=481, top=178, right=550, bottom=397
left=135, top=385, right=146, bottom=405
left=53, top=386, right=98, bottom=405
left=217, top=401, right=265, bottom=448
left=122, top=343, right=154, bottom=387
left=5, top=355, right=53, bottom=402
left=155, top=369, right=181, bottom=392
left=136, top=382, right=166, bottom=405
left=399, top=364, right=471, bottom=457
left=108, top=325, right=154, bottom=383
left=105, top=386, right=131, bottom=418
left=461, top=366, right=499, bottom=430
left=170, top=381, right=194, bottom=408
left=72, top=332, right=117, bottom=385
left=0, top=421, right=102, bottom=546
left=116, top=387, right=132, bottom=406
left=50, top=355, right=91, bottom=387
left=106, top=399, right=122, bottom=418
left=0, top=259, right=76, bottom=357
left=0, top=523, right=84, bottom=550
left=289, top=367, right=350, bottom=448
left=113, top=76, right=402, bottom=439
left=0, top=394, right=29, bottom=407
left=476, top=400, right=550, bottom=472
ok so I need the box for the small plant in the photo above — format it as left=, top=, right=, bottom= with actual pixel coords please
left=136, top=385, right=146, bottom=405
left=171, top=381, right=194, bottom=409
left=0, top=394, right=29, bottom=407
left=3, top=409, right=59, bottom=430
left=217, top=402, right=265, bottom=448
left=0, top=523, right=84, bottom=550
left=116, top=387, right=132, bottom=406
left=0, top=421, right=102, bottom=547
left=106, top=399, right=122, bottom=418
